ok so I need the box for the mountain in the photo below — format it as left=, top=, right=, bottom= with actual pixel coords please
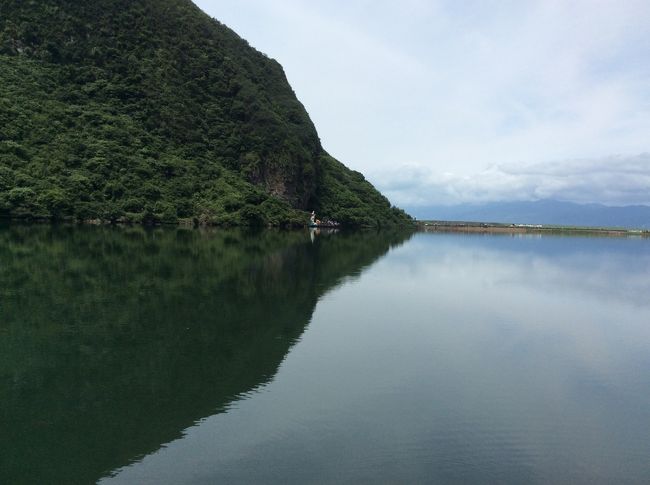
left=407, top=199, right=650, bottom=229
left=0, top=0, right=410, bottom=226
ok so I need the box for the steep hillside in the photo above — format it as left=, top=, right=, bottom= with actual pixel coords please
left=0, top=0, right=410, bottom=226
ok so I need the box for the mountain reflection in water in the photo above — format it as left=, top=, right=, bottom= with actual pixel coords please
left=100, top=231, right=650, bottom=485
left=0, top=225, right=412, bottom=484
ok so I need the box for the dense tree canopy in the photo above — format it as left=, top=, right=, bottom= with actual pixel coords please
left=0, top=0, right=411, bottom=226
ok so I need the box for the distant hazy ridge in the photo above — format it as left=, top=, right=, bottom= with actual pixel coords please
left=408, top=199, right=650, bottom=229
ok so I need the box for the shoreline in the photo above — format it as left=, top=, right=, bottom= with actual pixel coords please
left=418, top=221, right=649, bottom=238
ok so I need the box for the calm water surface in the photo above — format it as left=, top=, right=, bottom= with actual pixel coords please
left=1, top=225, right=649, bottom=484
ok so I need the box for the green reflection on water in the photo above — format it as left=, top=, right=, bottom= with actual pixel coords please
left=0, top=224, right=412, bottom=484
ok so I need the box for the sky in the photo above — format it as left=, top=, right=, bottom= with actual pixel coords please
left=194, top=0, right=650, bottom=207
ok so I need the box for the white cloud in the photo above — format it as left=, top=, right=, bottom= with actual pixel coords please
left=373, top=153, right=650, bottom=206
left=195, top=0, right=650, bottom=206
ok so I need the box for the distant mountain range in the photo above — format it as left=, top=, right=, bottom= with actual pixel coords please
left=407, top=200, right=650, bottom=229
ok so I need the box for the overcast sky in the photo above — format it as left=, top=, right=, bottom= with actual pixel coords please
left=194, top=0, right=650, bottom=206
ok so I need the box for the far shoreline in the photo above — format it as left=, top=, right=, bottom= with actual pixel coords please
left=417, top=220, right=650, bottom=238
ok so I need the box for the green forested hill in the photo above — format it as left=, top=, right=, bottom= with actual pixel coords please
left=0, top=0, right=410, bottom=226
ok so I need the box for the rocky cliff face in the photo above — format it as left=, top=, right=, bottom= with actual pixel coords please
left=0, top=0, right=410, bottom=226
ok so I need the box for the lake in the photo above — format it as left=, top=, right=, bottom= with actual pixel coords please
left=1, top=225, right=649, bottom=484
